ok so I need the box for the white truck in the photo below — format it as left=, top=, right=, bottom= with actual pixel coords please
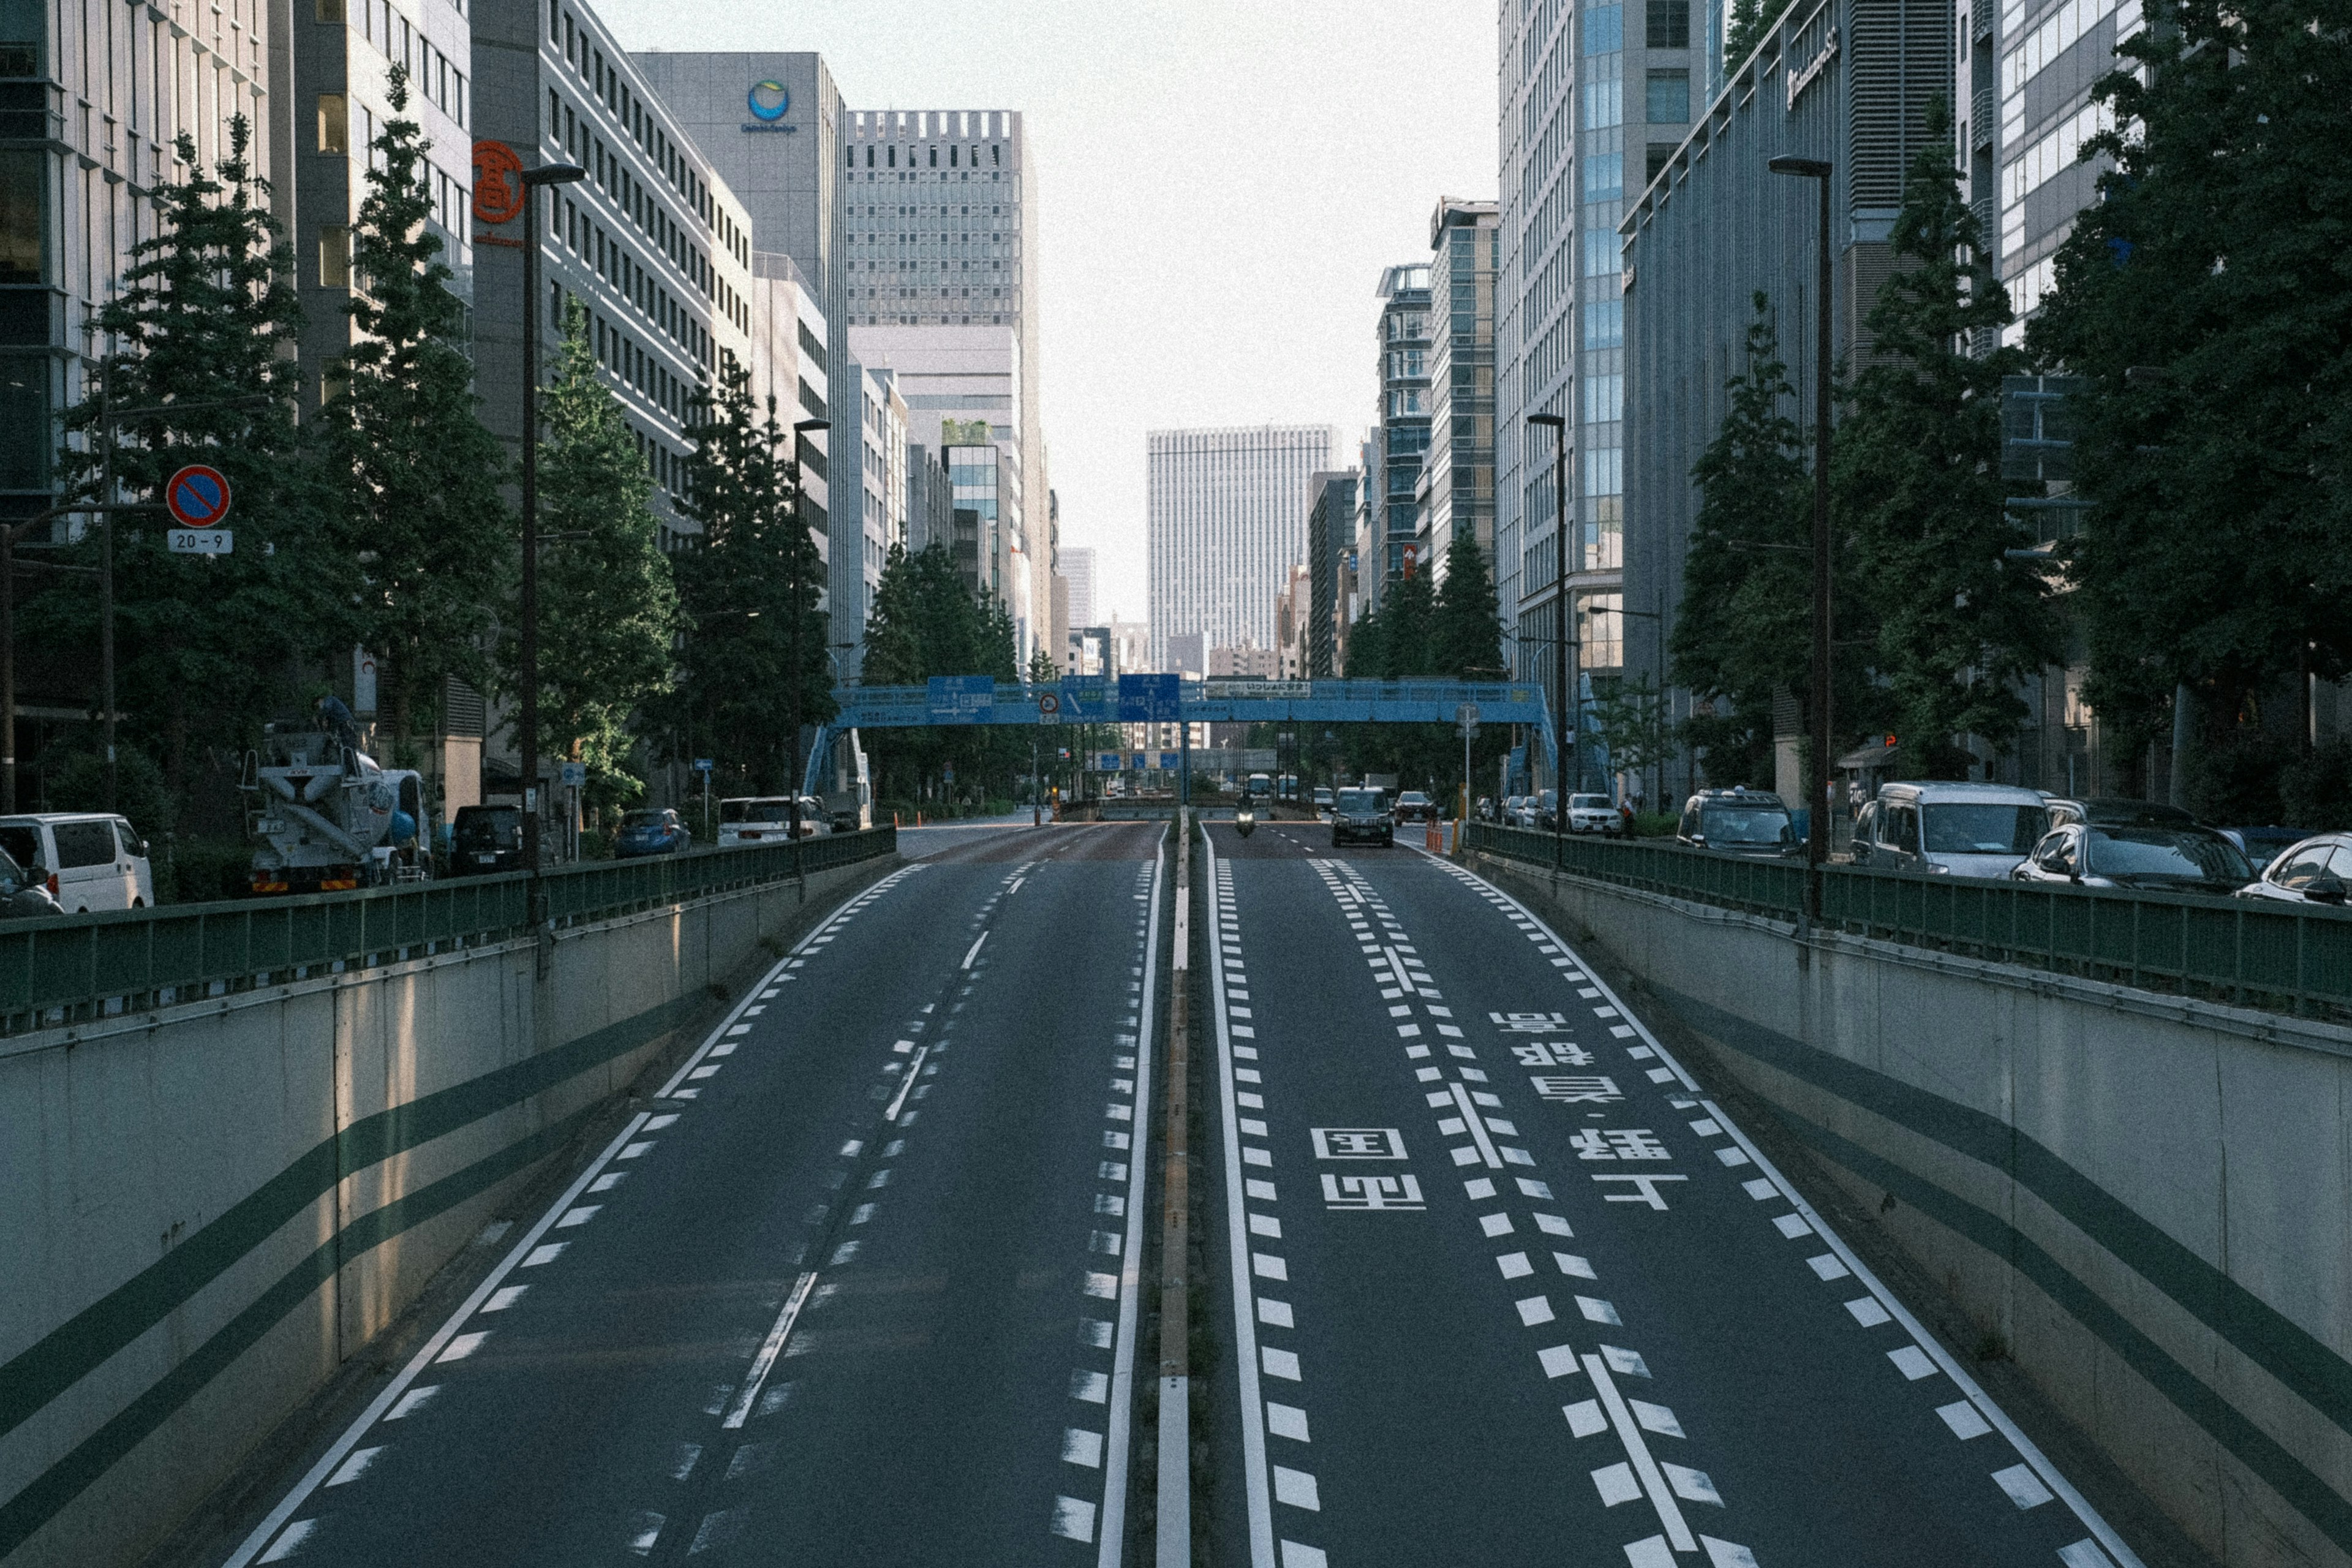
left=816, top=729, right=872, bottom=833
left=241, top=702, right=433, bottom=894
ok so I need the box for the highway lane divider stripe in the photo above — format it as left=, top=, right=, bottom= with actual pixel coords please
left=725, top=1272, right=820, bottom=1430
left=222, top=1110, right=656, bottom=1568
left=1430, top=853, right=2142, bottom=1567
left=654, top=867, right=921, bottom=1099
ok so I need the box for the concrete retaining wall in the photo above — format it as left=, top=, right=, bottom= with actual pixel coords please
left=0, top=853, right=898, bottom=1568
left=1474, top=851, right=2352, bottom=1567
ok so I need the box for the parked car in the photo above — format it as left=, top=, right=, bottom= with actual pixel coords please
left=1565, top=793, right=1624, bottom=835
left=2235, top=831, right=2352, bottom=907
left=1331, top=788, right=1395, bottom=848
left=0, top=845, right=61, bottom=919
left=2042, top=797, right=2198, bottom=831
left=1675, top=788, right=1800, bottom=859
left=1517, top=790, right=1557, bottom=830
left=718, top=796, right=820, bottom=845
left=1849, top=781, right=2049, bottom=878
left=449, top=805, right=527, bottom=875
left=613, top=807, right=692, bottom=858
left=2011, top=823, right=2255, bottom=895
left=2218, top=825, right=2318, bottom=875
left=1393, top=790, right=1437, bottom=824
left=1313, top=786, right=1334, bottom=813
left=0, top=812, right=155, bottom=910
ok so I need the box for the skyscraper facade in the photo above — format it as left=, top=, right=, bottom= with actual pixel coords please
left=1060, top=546, right=1097, bottom=628
left=1146, top=425, right=1334, bottom=673
left=1365, top=263, right=1431, bottom=608
left=842, top=109, right=1047, bottom=662
left=1421, top=198, right=1501, bottom=582
left=1305, top=470, right=1359, bottom=677
left=1496, top=0, right=1695, bottom=755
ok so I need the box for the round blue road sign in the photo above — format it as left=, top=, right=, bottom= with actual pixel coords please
left=166, top=464, right=232, bottom=527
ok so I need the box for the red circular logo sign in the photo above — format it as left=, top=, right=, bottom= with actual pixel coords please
left=165, top=464, right=231, bottom=527
left=471, top=140, right=525, bottom=225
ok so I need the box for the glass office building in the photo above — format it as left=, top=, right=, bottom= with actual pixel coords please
left=1420, top=199, right=1500, bottom=582
left=1366, top=264, right=1431, bottom=607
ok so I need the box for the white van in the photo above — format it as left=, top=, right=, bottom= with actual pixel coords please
left=1849, top=782, right=2050, bottom=880
left=0, top=813, right=157, bottom=910
left=717, top=796, right=819, bottom=846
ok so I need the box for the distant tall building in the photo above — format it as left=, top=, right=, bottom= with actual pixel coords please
left=1061, top=547, right=1098, bottom=628
left=1365, top=265, right=1431, bottom=609
left=1497, top=0, right=1695, bottom=738
left=1421, top=199, right=1501, bottom=582
left=1305, top=470, right=1360, bottom=677
left=1147, top=425, right=1335, bottom=673
left=842, top=110, right=1048, bottom=662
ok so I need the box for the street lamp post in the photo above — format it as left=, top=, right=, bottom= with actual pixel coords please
left=1528, top=412, right=1569, bottom=865
left=518, top=159, right=586, bottom=898
left=785, top=417, right=830, bottom=861
left=1768, top=153, right=1834, bottom=924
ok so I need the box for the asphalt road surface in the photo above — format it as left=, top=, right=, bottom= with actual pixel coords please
left=1203, top=819, right=2146, bottom=1568
left=223, top=819, right=1166, bottom=1568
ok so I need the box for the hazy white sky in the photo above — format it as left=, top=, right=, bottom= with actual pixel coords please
left=601, top=0, right=1499, bottom=625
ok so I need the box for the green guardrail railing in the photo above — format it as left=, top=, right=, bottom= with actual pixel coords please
left=0, top=824, right=897, bottom=1036
left=1463, top=820, right=2352, bottom=1020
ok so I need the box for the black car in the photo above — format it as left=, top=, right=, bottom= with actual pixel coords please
left=1675, top=788, right=1801, bottom=858
left=2012, top=823, right=2255, bottom=896
left=0, top=845, right=61, bottom=919
left=451, top=805, right=527, bottom=875
left=1393, top=790, right=1437, bottom=824
left=1331, top=788, right=1395, bottom=848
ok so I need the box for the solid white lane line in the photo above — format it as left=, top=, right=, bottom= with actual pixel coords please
left=1095, top=822, right=1166, bottom=1568
left=1583, top=1352, right=1696, bottom=1551
left=1700, top=1100, right=2147, bottom=1568
left=221, top=1110, right=654, bottom=1568
left=962, top=930, right=989, bottom=969
left=1201, top=831, right=1278, bottom=1568
left=883, top=1045, right=931, bottom=1122
left=725, top=1271, right=819, bottom=1430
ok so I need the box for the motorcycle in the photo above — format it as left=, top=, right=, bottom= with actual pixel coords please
left=1235, top=807, right=1257, bottom=839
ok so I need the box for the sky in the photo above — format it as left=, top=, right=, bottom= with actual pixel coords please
left=600, top=0, right=1500, bottom=627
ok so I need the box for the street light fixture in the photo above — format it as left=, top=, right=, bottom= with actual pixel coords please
left=1768, top=153, right=1834, bottom=925
left=1528, top=411, right=1569, bottom=865
left=786, top=417, right=829, bottom=860
left=517, top=160, right=585, bottom=895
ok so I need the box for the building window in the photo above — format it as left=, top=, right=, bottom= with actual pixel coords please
left=1646, top=0, right=1691, bottom=46
left=0, top=355, right=47, bottom=489
left=1583, top=149, right=1624, bottom=202
left=315, top=0, right=344, bottom=20
left=1584, top=4, right=1623, bottom=51
left=1646, top=69, right=1691, bottom=123
left=318, top=226, right=351, bottom=287
left=317, top=92, right=347, bottom=153
left=1581, top=78, right=1623, bottom=129
left=0, top=149, right=42, bottom=285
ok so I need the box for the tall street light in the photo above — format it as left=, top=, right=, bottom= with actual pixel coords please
left=1528, top=410, right=1569, bottom=865
left=518, top=159, right=586, bottom=894
left=786, top=417, right=829, bottom=858
left=1768, top=153, right=1834, bottom=924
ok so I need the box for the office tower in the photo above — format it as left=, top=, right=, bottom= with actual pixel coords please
left=1061, top=546, right=1098, bottom=629
left=0, top=0, right=277, bottom=526
left=841, top=109, right=1047, bottom=662
left=295, top=0, right=477, bottom=409
left=474, top=0, right=763, bottom=552
left=1365, top=264, right=1430, bottom=609
left=946, top=438, right=1013, bottom=603
left=1496, top=0, right=1696, bottom=742
left=1146, top=425, right=1333, bottom=673
left=837, top=361, right=908, bottom=666
left=1304, top=470, right=1359, bottom=676
left=1421, top=198, right=1501, bottom=579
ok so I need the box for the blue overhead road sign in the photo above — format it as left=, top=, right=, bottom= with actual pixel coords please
left=927, top=675, right=996, bottom=722
left=1117, top=673, right=1181, bottom=722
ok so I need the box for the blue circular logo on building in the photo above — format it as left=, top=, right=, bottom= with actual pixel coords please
left=747, top=80, right=790, bottom=121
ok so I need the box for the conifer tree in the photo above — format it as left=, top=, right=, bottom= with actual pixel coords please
left=50, top=118, right=349, bottom=801
left=522, top=300, right=678, bottom=804
left=1836, top=98, right=2056, bottom=777
left=1431, top=533, right=1506, bottom=679
left=322, top=66, right=511, bottom=756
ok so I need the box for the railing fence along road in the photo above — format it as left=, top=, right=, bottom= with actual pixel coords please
left=1464, top=821, right=2352, bottom=1022
left=0, top=826, right=897, bottom=1036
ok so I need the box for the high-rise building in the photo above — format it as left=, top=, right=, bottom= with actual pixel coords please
left=296, top=0, right=479, bottom=412
left=841, top=109, right=1047, bottom=663
left=1061, top=546, right=1098, bottom=628
left=1147, top=425, right=1335, bottom=673
left=0, top=0, right=278, bottom=526
left=474, top=0, right=763, bottom=551
left=946, top=439, right=1013, bottom=603
left=840, top=361, right=909, bottom=663
left=1304, top=470, right=1359, bottom=677
left=1366, top=264, right=1431, bottom=606
left=1420, top=198, right=1501, bottom=581
left=1496, top=0, right=1696, bottom=756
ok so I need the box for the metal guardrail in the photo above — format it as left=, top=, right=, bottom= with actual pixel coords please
left=0, top=825, right=897, bottom=1036
left=1464, top=821, right=2352, bottom=1020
